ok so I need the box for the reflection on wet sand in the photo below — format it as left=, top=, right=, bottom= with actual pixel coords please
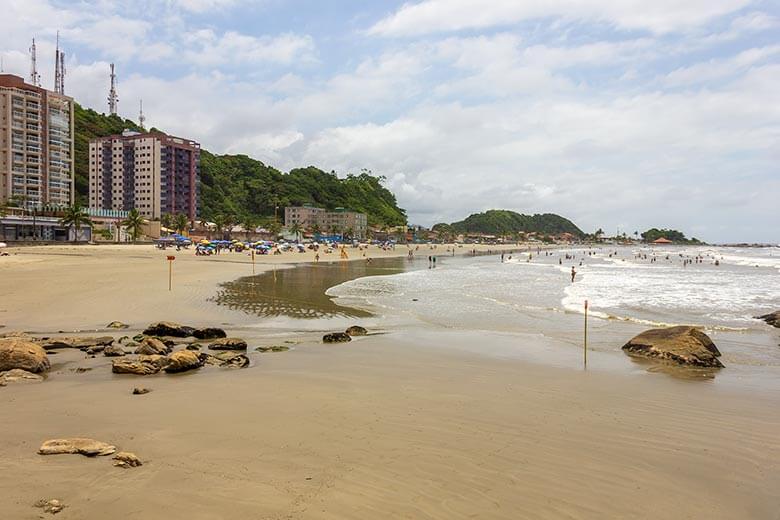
left=214, top=257, right=413, bottom=319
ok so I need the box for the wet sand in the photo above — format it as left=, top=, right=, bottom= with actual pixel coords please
left=1, top=244, right=779, bottom=519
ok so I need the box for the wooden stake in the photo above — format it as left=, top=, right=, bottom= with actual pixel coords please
left=252, top=248, right=255, bottom=275
left=584, top=300, right=588, bottom=369
left=167, top=255, right=175, bottom=291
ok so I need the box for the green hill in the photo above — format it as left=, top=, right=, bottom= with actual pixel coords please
left=72, top=103, right=406, bottom=226
left=446, top=209, right=584, bottom=237
left=641, top=228, right=703, bottom=244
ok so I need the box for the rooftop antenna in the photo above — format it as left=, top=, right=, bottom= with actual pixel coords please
left=108, top=63, right=118, bottom=115
left=54, top=31, right=61, bottom=93
left=60, top=50, right=66, bottom=94
left=139, top=99, right=146, bottom=130
left=30, top=38, right=41, bottom=86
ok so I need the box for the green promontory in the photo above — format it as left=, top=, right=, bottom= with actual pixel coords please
left=445, top=210, right=584, bottom=237
left=641, top=228, right=703, bottom=244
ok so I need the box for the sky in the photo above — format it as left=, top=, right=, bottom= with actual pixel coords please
left=2, top=0, right=779, bottom=243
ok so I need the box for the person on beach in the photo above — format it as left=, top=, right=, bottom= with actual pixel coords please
left=433, top=256, right=437, bottom=268
left=571, top=266, right=576, bottom=283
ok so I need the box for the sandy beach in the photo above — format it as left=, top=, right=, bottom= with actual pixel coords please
left=1, top=244, right=779, bottom=519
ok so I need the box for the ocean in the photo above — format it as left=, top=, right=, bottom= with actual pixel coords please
left=326, top=245, right=780, bottom=374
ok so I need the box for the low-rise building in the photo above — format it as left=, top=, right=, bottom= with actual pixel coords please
left=285, top=205, right=368, bottom=238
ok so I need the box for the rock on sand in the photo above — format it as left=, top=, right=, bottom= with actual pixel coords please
left=0, top=369, right=44, bottom=386
left=0, top=338, right=50, bottom=373
left=345, top=325, right=368, bottom=336
left=143, top=321, right=195, bottom=338
left=38, top=438, right=116, bottom=456
left=756, top=311, right=780, bottom=328
left=621, top=326, right=724, bottom=368
left=113, top=451, right=142, bottom=468
left=323, top=332, right=351, bottom=343
left=208, top=338, right=248, bottom=350
left=164, top=350, right=203, bottom=373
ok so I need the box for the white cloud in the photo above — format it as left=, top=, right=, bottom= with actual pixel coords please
left=369, top=0, right=752, bottom=36
left=181, top=30, right=316, bottom=66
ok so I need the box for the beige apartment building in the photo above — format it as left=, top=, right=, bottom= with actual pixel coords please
left=89, top=130, right=200, bottom=220
left=285, top=205, right=368, bottom=238
left=0, top=74, right=74, bottom=207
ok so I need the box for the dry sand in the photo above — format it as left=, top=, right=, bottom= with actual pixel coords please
left=1, top=244, right=779, bottom=519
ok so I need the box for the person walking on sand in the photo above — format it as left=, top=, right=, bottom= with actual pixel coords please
left=571, top=266, right=576, bottom=283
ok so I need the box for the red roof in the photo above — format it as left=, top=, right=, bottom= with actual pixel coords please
left=652, top=237, right=672, bottom=244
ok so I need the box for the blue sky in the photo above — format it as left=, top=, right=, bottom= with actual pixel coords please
left=2, top=0, right=779, bottom=242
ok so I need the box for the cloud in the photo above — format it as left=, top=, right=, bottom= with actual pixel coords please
left=181, top=30, right=316, bottom=66
left=368, top=0, right=752, bottom=36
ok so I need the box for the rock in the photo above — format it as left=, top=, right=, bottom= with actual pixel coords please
left=132, top=387, right=151, bottom=395
left=0, top=338, right=50, bottom=373
left=104, top=345, right=126, bottom=357
left=193, top=327, right=227, bottom=340
left=621, top=326, right=724, bottom=368
left=208, top=338, right=247, bottom=350
left=38, top=438, right=116, bottom=457
left=345, top=325, right=368, bottom=336
left=72, top=367, right=92, bottom=373
left=112, top=357, right=164, bottom=375
left=135, top=337, right=169, bottom=356
left=219, top=353, right=249, bottom=368
left=323, top=332, right=351, bottom=343
left=0, top=330, right=33, bottom=339
left=106, top=321, right=129, bottom=329
left=41, top=336, right=115, bottom=350
left=34, top=498, right=65, bottom=515
left=0, top=369, right=44, bottom=386
left=86, top=345, right=105, bottom=355
left=164, top=350, right=203, bottom=373
left=255, top=345, right=289, bottom=352
left=202, top=352, right=249, bottom=368
left=113, top=451, right=142, bottom=468
left=132, top=334, right=145, bottom=342
left=756, top=311, right=780, bottom=328
left=143, top=321, right=195, bottom=338
left=186, top=344, right=202, bottom=351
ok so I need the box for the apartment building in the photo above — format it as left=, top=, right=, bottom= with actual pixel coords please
left=89, top=130, right=200, bottom=220
left=0, top=74, right=74, bottom=207
left=285, top=205, right=368, bottom=238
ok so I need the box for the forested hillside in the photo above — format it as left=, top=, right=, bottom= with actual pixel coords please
left=72, top=103, right=407, bottom=226
left=443, top=209, right=584, bottom=237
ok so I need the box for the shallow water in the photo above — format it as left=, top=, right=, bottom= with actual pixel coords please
left=327, top=246, right=780, bottom=372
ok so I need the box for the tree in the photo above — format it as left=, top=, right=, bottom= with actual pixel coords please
left=60, top=205, right=94, bottom=243
left=242, top=216, right=257, bottom=241
left=344, top=227, right=354, bottom=240
left=330, top=224, right=341, bottom=239
left=161, top=213, right=173, bottom=231
left=212, top=214, right=226, bottom=240
left=311, top=223, right=321, bottom=237
left=173, top=213, right=189, bottom=234
left=289, top=222, right=302, bottom=242
left=223, top=214, right=236, bottom=240
left=268, top=220, right=282, bottom=239
left=121, top=208, right=145, bottom=243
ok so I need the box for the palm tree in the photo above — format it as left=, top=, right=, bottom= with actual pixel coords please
left=173, top=213, right=189, bottom=234
left=160, top=213, right=173, bottom=231
left=212, top=214, right=226, bottom=240
left=330, top=224, right=341, bottom=240
left=344, top=227, right=354, bottom=240
left=289, top=222, right=302, bottom=242
left=310, top=223, right=321, bottom=238
left=268, top=220, right=282, bottom=239
left=223, top=214, right=236, bottom=240
left=242, top=217, right=257, bottom=241
left=121, top=208, right=145, bottom=243
left=60, top=205, right=94, bottom=243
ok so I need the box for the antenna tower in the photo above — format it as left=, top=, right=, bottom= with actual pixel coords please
left=54, top=32, right=61, bottom=93
left=108, top=63, right=118, bottom=115
left=139, top=99, right=146, bottom=130
left=60, top=51, right=66, bottom=94
left=29, top=38, right=41, bottom=86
